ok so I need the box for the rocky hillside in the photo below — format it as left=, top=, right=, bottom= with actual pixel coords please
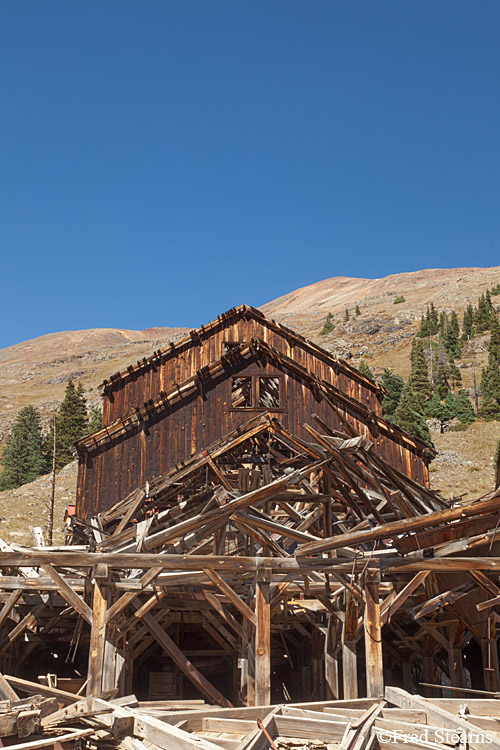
left=0, top=266, right=499, bottom=543
left=0, top=326, right=189, bottom=442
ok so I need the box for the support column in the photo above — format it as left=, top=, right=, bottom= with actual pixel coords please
left=87, top=565, right=109, bottom=697
left=325, top=616, right=340, bottom=699
left=482, top=614, right=500, bottom=692
left=342, top=591, right=358, bottom=699
left=364, top=568, right=384, bottom=698
left=448, top=623, right=465, bottom=689
left=254, top=567, right=271, bottom=706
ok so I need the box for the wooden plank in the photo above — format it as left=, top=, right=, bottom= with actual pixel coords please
left=380, top=572, right=429, bottom=625
left=4, top=676, right=79, bottom=706
left=385, top=687, right=500, bottom=750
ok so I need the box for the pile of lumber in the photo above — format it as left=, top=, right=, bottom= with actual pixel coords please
left=0, top=686, right=499, bottom=749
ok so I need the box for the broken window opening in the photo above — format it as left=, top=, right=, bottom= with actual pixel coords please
left=258, top=377, right=281, bottom=408
left=231, top=377, right=252, bottom=407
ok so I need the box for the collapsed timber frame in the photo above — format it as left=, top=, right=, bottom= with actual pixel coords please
left=0, top=411, right=499, bottom=726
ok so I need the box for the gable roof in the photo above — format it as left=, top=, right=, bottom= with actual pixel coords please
left=76, top=337, right=435, bottom=461
left=100, top=304, right=383, bottom=398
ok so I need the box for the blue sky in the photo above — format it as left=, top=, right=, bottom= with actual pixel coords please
left=1, top=2, right=499, bottom=349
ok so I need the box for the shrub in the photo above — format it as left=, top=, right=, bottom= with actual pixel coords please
left=394, top=295, right=405, bottom=304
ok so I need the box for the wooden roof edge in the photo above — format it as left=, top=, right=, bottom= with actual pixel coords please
left=99, top=303, right=383, bottom=396
left=74, top=338, right=432, bottom=461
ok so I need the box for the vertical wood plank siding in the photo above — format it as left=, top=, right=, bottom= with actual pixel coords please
left=77, top=354, right=429, bottom=518
left=102, top=316, right=382, bottom=426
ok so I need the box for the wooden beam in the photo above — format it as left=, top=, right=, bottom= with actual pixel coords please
left=254, top=568, right=271, bottom=706
left=87, top=577, right=108, bottom=696
left=297, top=493, right=500, bottom=556
left=204, top=569, right=256, bottom=626
left=41, top=564, right=92, bottom=624
left=138, top=607, right=233, bottom=708
left=364, top=569, right=384, bottom=698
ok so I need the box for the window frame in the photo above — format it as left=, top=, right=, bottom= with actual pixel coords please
left=229, top=373, right=284, bottom=413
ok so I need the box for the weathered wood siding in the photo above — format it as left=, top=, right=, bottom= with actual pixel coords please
left=102, top=315, right=382, bottom=426
left=78, top=355, right=427, bottom=518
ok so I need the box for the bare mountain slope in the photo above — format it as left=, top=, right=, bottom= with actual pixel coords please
left=0, top=325, right=188, bottom=441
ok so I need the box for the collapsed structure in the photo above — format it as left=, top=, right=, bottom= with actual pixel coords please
left=0, top=305, right=499, bottom=748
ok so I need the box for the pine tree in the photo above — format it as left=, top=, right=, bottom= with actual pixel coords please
left=344, top=309, right=350, bottom=322
left=449, top=360, right=462, bottom=390
left=444, top=314, right=462, bottom=360
left=424, top=392, right=452, bottom=422
left=380, top=369, right=404, bottom=419
left=408, top=338, right=431, bottom=406
left=461, top=304, right=475, bottom=341
left=320, top=313, right=335, bottom=335
left=433, top=343, right=452, bottom=399
left=0, top=406, right=47, bottom=490
left=429, top=303, right=439, bottom=332
left=357, top=359, right=374, bottom=381
left=480, top=313, right=500, bottom=420
left=452, top=390, right=475, bottom=423
left=355, top=305, right=361, bottom=317
left=475, top=294, right=491, bottom=332
left=393, top=384, right=432, bottom=445
left=47, top=380, right=89, bottom=470
left=87, top=408, right=103, bottom=434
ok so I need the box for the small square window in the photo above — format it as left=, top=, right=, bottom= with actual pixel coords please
left=258, top=377, right=280, bottom=408
left=231, top=377, right=252, bottom=407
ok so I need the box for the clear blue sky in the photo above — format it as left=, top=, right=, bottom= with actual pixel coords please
left=1, top=2, right=499, bottom=349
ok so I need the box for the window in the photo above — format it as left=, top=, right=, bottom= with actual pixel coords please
left=230, top=375, right=282, bottom=410
left=258, top=377, right=280, bottom=408
left=231, top=377, right=252, bottom=407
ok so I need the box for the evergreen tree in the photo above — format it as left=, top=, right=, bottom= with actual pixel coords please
left=47, top=380, right=89, bottom=470
left=357, top=359, right=374, bottom=381
left=344, top=308, right=350, bottom=322
left=461, top=304, right=475, bottom=341
left=393, top=384, right=432, bottom=445
left=444, top=313, right=462, bottom=360
left=380, top=369, right=405, bottom=419
left=433, top=344, right=452, bottom=399
left=452, top=390, right=475, bottom=423
left=424, top=392, right=453, bottom=422
left=320, top=313, right=335, bottom=335
left=408, top=338, right=431, bottom=405
left=439, top=311, right=448, bottom=340
left=475, top=294, right=491, bottom=332
left=429, top=302, right=439, bottom=332
left=355, top=305, right=361, bottom=317
left=449, top=359, right=462, bottom=390
left=480, top=313, right=500, bottom=420
left=0, top=406, right=47, bottom=490
left=87, top=408, right=103, bottom=434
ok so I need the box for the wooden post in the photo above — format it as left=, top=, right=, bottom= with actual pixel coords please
left=47, top=415, right=56, bottom=547
left=364, top=568, right=384, bottom=698
left=325, top=616, right=339, bottom=699
left=342, top=591, right=358, bottom=699
left=87, top=566, right=109, bottom=696
left=482, top=614, right=500, bottom=692
left=448, top=623, right=466, bottom=689
left=254, top=567, right=271, bottom=705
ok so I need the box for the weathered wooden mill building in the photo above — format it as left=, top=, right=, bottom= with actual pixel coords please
left=75, top=304, right=434, bottom=517
left=2, top=302, right=500, bottom=745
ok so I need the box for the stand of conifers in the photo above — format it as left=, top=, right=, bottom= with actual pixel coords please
left=0, top=413, right=500, bottom=748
